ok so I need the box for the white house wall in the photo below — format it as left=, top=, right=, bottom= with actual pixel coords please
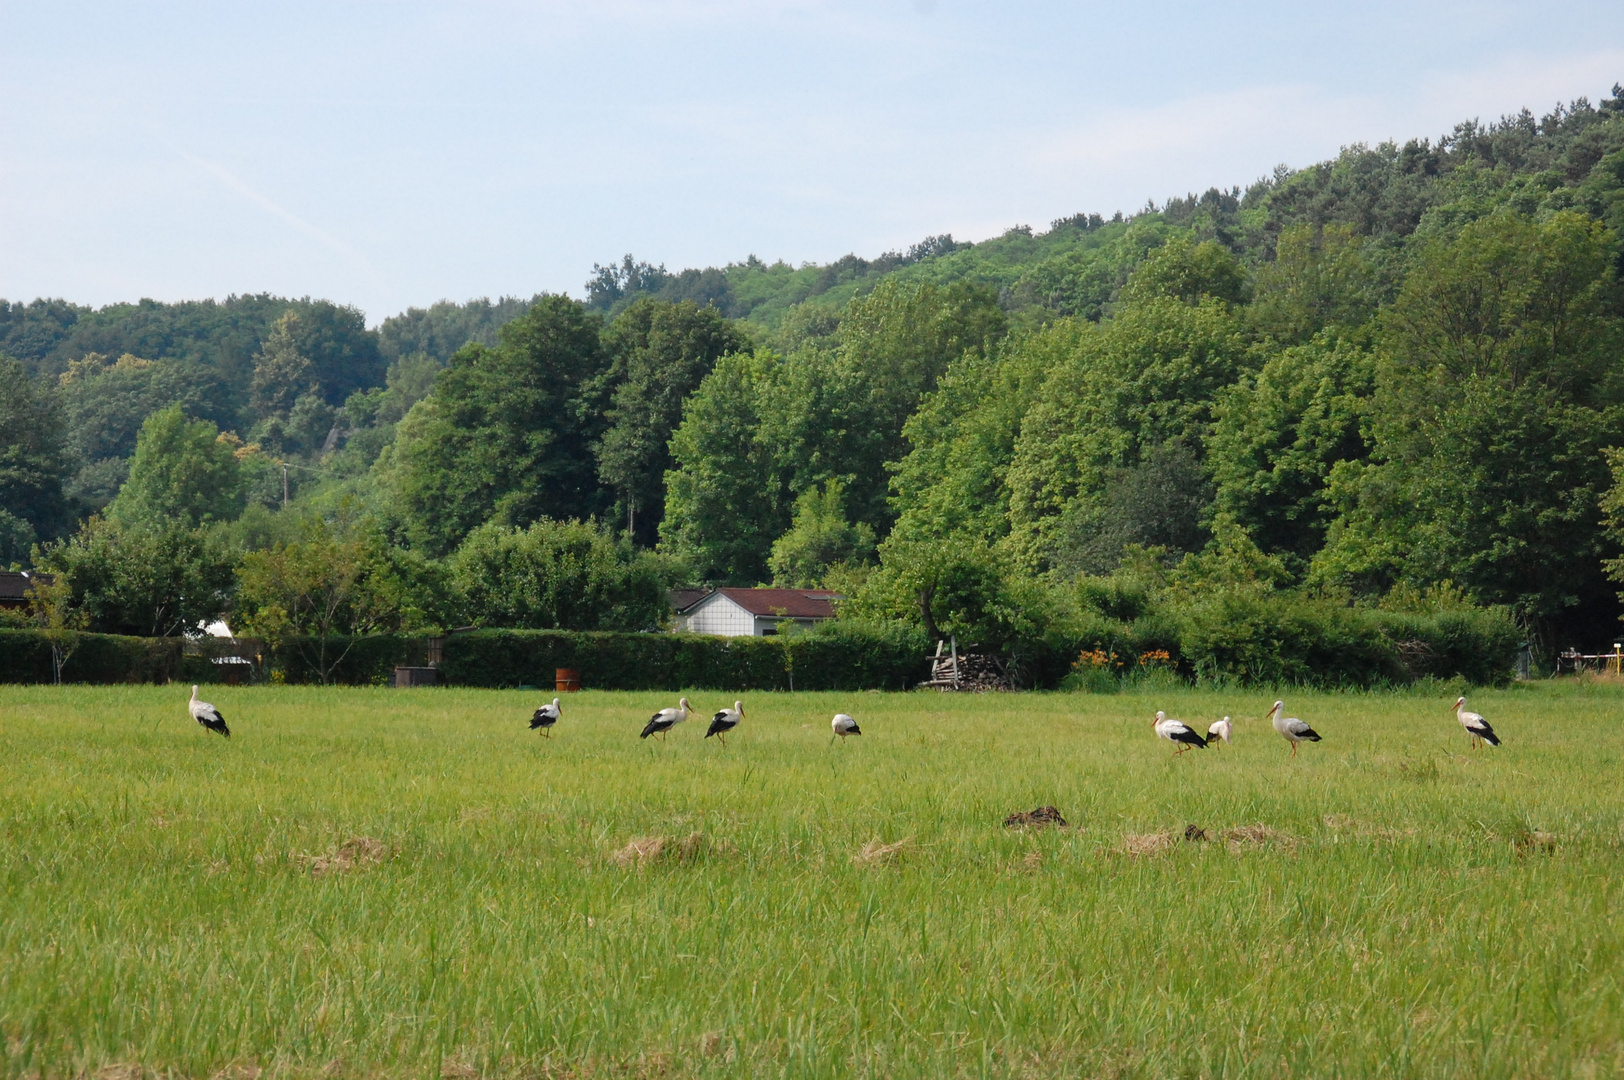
left=684, top=596, right=758, bottom=637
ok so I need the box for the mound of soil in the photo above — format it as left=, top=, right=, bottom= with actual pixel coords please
left=1004, top=806, right=1067, bottom=829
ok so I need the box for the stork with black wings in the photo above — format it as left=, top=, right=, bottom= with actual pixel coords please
left=706, top=700, right=743, bottom=745
left=531, top=697, right=561, bottom=738
left=188, top=685, right=230, bottom=738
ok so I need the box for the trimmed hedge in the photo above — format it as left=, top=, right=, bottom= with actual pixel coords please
left=269, top=635, right=428, bottom=685
left=1051, top=592, right=1522, bottom=690
left=439, top=622, right=930, bottom=691
left=0, top=629, right=183, bottom=684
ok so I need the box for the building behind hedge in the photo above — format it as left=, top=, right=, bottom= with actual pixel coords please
left=671, top=588, right=842, bottom=637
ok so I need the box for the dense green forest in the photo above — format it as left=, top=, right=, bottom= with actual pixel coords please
left=6, top=85, right=1624, bottom=675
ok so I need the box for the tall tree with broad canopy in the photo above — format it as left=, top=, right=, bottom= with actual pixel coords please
left=595, top=299, right=751, bottom=545
left=381, top=295, right=612, bottom=556
left=0, top=357, right=72, bottom=560
left=107, top=405, right=244, bottom=528
left=1312, top=209, right=1624, bottom=647
left=660, top=281, right=1005, bottom=582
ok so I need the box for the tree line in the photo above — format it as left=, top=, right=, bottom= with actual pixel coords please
left=5, top=85, right=1624, bottom=668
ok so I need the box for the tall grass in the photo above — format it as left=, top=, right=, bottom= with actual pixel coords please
left=2, top=682, right=1622, bottom=1078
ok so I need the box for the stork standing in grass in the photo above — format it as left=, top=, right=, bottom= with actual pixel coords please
left=1207, top=716, right=1232, bottom=746
left=531, top=697, right=561, bottom=738
left=831, top=713, right=861, bottom=741
left=1266, top=700, right=1321, bottom=756
left=1453, top=696, right=1501, bottom=748
left=188, top=685, right=230, bottom=738
left=641, top=697, right=691, bottom=740
left=706, top=700, right=743, bottom=745
left=1153, top=710, right=1207, bottom=754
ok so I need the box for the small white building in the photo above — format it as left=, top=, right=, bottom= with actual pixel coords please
left=673, top=588, right=842, bottom=637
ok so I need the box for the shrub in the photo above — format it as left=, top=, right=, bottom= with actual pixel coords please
left=449, top=519, right=674, bottom=631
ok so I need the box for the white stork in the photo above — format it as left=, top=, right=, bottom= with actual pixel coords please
left=1207, top=716, right=1232, bottom=746
left=706, top=700, right=743, bottom=745
left=1266, top=700, right=1321, bottom=756
left=188, top=685, right=230, bottom=738
left=1153, top=710, right=1207, bottom=754
left=1453, top=696, right=1501, bottom=748
left=831, top=713, right=862, bottom=740
left=531, top=697, right=561, bottom=737
left=640, top=697, right=691, bottom=740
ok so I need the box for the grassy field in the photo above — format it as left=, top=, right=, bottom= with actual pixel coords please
left=2, top=680, right=1623, bottom=1079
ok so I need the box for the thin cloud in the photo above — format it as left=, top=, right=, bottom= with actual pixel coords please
left=179, top=150, right=396, bottom=309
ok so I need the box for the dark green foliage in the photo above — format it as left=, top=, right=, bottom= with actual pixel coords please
left=1044, top=592, right=1519, bottom=690
left=384, top=296, right=611, bottom=555
left=1207, top=332, right=1376, bottom=566
left=377, top=297, right=543, bottom=365
left=37, top=516, right=236, bottom=637
left=438, top=622, right=928, bottom=691
left=1052, top=443, right=1213, bottom=576
left=595, top=300, right=752, bottom=543
left=56, top=353, right=235, bottom=468
left=662, top=280, right=1005, bottom=581
left=0, top=296, right=381, bottom=406
left=0, top=629, right=182, bottom=684
left=768, top=481, right=876, bottom=587
left=108, top=406, right=244, bottom=528
left=1312, top=209, right=1624, bottom=646
left=0, top=357, right=72, bottom=548
left=449, top=519, right=674, bottom=631
left=267, top=635, right=427, bottom=686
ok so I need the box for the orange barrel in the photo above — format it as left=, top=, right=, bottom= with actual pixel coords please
left=555, top=668, right=582, bottom=693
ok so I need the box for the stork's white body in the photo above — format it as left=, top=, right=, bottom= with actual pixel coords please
left=707, top=700, right=743, bottom=743
left=188, top=685, right=230, bottom=738
left=1267, top=700, right=1320, bottom=756
left=641, top=697, right=691, bottom=739
left=1207, top=716, right=1232, bottom=745
left=832, top=713, right=861, bottom=739
left=1453, top=696, right=1501, bottom=747
left=531, top=697, right=561, bottom=736
left=1153, top=710, right=1207, bottom=754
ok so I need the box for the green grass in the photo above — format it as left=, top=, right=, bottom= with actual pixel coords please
left=3, top=681, right=1623, bottom=1079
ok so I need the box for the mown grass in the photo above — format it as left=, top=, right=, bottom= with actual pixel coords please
left=2, top=680, right=1622, bottom=1079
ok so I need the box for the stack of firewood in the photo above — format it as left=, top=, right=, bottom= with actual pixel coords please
left=921, top=638, right=1013, bottom=691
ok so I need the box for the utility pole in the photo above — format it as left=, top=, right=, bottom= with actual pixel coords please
left=281, top=462, right=289, bottom=509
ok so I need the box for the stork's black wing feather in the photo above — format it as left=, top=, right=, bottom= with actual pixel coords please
left=847, top=722, right=862, bottom=735
left=640, top=718, right=668, bottom=739
left=1171, top=726, right=1207, bottom=748
left=1473, top=721, right=1501, bottom=746
left=705, top=715, right=737, bottom=739
left=530, top=707, right=556, bottom=729
left=200, top=711, right=230, bottom=738
left=1298, top=726, right=1322, bottom=742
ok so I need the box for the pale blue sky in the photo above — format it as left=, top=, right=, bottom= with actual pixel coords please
left=2, top=1, right=1622, bottom=322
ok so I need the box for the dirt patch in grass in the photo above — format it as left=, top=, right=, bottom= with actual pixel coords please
left=1004, top=806, right=1068, bottom=829
left=1324, top=814, right=1417, bottom=841
left=300, top=836, right=389, bottom=877
left=609, top=831, right=718, bottom=868
left=1220, top=824, right=1297, bottom=850
left=854, top=837, right=911, bottom=866
left=1511, top=828, right=1559, bottom=856
left=1122, top=831, right=1177, bottom=857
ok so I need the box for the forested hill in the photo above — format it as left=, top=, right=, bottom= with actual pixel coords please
left=5, top=84, right=1624, bottom=661
left=583, top=88, right=1624, bottom=328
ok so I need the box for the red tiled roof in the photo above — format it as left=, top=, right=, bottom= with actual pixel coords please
left=713, top=588, right=842, bottom=618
